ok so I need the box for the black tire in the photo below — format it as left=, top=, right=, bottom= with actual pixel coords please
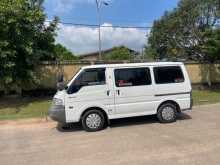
left=81, top=110, right=105, bottom=132
left=157, top=103, right=177, bottom=123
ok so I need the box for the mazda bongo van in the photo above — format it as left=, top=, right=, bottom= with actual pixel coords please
left=49, top=62, right=192, bottom=132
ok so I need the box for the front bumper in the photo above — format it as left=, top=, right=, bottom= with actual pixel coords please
left=48, top=105, right=66, bottom=123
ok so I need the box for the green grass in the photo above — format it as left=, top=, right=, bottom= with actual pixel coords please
left=192, top=90, right=220, bottom=105
left=0, top=97, right=51, bottom=120
left=0, top=90, right=220, bottom=120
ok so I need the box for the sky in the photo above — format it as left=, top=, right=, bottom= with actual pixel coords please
left=43, top=0, right=179, bottom=55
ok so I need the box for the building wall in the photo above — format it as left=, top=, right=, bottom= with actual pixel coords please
left=80, top=55, right=98, bottom=61
left=37, top=62, right=220, bottom=89
left=185, top=63, right=220, bottom=84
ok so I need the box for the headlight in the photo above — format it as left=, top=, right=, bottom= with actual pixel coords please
left=53, top=98, right=63, bottom=106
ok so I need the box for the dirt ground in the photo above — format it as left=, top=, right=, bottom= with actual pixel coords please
left=1, top=104, right=220, bottom=165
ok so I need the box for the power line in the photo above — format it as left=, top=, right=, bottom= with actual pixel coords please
left=60, top=16, right=153, bottom=24
left=45, top=20, right=152, bottom=29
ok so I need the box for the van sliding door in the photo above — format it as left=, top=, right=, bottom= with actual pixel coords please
left=113, top=67, right=156, bottom=116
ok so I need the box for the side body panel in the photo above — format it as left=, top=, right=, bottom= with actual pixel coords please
left=108, top=64, right=192, bottom=120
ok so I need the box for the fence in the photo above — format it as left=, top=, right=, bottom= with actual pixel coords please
left=35, top=61, right=220, bottom=90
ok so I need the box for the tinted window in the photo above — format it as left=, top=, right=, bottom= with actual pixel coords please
left=80, top=68, right=106, bottom=85
left=114, top=68, right=151, bottom=87
left=154, top=66, right=184, bottom=84
left=67, top=68, right=105, bottom=94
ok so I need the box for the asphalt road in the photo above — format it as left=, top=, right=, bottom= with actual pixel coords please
left=1, top=104, right=220, bottom=165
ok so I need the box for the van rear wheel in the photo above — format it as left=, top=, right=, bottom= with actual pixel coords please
left=157, top=103, right=177, bottom=123
left=81, top=110, right=105, bottom=132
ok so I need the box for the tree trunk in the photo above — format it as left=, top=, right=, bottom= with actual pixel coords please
left=207, top=64, right=212, bottom=87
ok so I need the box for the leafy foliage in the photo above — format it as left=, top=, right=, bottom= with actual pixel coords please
left=146, top=0, right=220, bottom=62
left=0, top=0, right=59, bottom=92
left=103, top=46, right=133, bottom=60
left=53, top=44, right=78, bottom=61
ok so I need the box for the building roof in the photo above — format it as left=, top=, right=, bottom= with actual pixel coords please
left=79, top=46, right=139, bottom=58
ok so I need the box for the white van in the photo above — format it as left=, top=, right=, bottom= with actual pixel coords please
left=49, top=62, right=192, bottom=132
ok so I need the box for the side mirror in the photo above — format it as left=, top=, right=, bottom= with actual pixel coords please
left=57, top=82, right=65, bottom=91
left=57, top=74, right=64, bottom=83
left=57, top=74, right=64, bottom=91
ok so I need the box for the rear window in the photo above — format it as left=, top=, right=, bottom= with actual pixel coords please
left=114, top=68, right=151, bottom=87
left=153, top=66, right=184, bottom=84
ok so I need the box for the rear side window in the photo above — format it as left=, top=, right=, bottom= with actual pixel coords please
left=114, top=68, right=151, bottom=87
left=153, top=66, right=184, bottom=84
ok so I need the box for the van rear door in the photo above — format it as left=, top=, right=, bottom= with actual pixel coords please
left=153, top=65, right=192, bottom=110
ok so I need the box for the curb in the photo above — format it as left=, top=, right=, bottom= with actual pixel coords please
left=0, top=117, right=54, bottom=125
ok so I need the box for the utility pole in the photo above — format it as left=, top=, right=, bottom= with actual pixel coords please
left=96, top=0, right=101, bottom=60
left=95, top=0, right=109, bottom=61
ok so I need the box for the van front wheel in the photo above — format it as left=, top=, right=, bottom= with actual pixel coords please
left=157, top=103, right=177, bottom=123
left=81, top=110, right=105, bottom=132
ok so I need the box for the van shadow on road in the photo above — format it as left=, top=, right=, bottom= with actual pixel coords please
left=57, top=113, right=192, bottom=132
left=110, top=112, right=191, bottom=128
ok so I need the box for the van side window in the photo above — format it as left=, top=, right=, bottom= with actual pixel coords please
left=114, top=68, right=151, bottom=87
left=80, top=68, right=106, bottom=86
left=153, top=66, right=184, bottom=84
left=67, top=68, right=106, bottom=94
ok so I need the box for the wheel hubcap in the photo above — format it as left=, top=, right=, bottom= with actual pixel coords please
left=161, top=106, right=175, bottom=121
left=86, top=113, right=101, bottom=129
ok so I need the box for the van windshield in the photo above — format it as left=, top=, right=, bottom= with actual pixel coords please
left=66, top=68, right=82, bottom=87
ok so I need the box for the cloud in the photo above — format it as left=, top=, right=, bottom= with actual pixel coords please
left=49, top=0, right=113, bottom=13
left=56, top=23, right=148, bottom=55
left=48, top=0, right=95, bottom=13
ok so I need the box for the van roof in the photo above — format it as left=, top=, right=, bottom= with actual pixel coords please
left=82, top=62, right=184, bottom=69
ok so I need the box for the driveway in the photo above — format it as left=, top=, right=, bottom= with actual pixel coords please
left=1, top=104, right=220, bottom=165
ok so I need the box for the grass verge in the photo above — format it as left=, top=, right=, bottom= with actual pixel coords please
left=0, top=97, right=51, bottom=120
left=192, top=90, right=220, bottom=105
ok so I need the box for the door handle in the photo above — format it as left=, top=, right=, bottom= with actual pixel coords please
left=107, top=90, right=110, bottom=96
left=116, top=89, right=120, bottom=95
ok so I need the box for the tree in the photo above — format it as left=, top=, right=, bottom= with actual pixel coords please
left=0, top=0, right=58, bottom=93
left=103, top=46, right=133, bottom=60
left=201, top=28, right=220, bottom=62
left=54, top=44, right=78, bottom=61
left=146, top=0, right=220, bottom=62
